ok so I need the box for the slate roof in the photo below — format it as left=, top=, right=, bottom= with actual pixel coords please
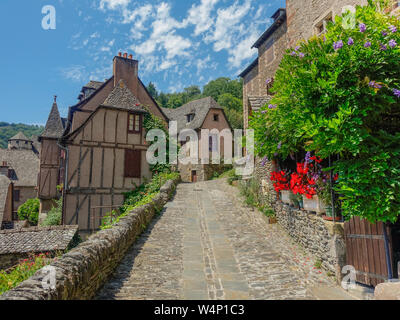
left=41, top=102, right=65, bottom=140
left=0, top=225, right=78, bottom=255
left=161, top=96, right=223, bottom=132
left=0, top=149, right=39, bottom=187
left=252, top=8, right=286, bottom=49
left=9, top=132, right=31, bottom=142
left=102, top=79, right=146, bottom=113
left=248, top=96, right=272, bottom=112
left=83, top=80, right=104, bottom=90
left=239, top=58, right=258, bottom=78
left=0, top=176, right=11, bottom=224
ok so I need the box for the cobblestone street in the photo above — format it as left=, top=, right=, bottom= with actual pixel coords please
left=96, top=179, right=352, bottom=300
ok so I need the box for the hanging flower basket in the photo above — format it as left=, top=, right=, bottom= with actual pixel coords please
left=302, top=195, right=326, bottom=214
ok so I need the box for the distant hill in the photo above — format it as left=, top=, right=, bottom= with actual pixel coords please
left=0, top=122, right=44, bottom=149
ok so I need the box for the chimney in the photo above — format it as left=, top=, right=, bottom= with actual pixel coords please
left=118, top=52, right=122, bottom=57
left=128, top=54, right=133, bottom=59
left=113, top=53, right=139, bottom=96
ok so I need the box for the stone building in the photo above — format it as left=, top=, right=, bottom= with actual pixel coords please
left=0, top=175, right=13, bottom=228
left=162, top=97, right=232, bottom=182
left=38, top=53, right=169, bottom=234
left=0, top=145, right=39, bottom=220
left=7, top=132, right=40, bottom=155
left=239, top=0, right=400, bottom=282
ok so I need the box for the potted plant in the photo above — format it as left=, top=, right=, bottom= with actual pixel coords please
left=270, top=170, right=291, bottom=204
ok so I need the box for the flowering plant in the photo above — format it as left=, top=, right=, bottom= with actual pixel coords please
left=250, top=2, right=400, bottom=223
left=270, top=170, right=290, bottom=193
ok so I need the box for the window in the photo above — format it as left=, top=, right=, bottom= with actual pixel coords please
left=265, top=38, right=274, bottom=65
left=124, top=149, right=141, bottom=178
left=266, top=77, right=275, bottom=95
left=128, top=113, right=142, bottom=133
left=186, top=114, right=195, bottom=123
left=314, top=12, right=333, bottom=35
left=213, top=114, right=219, bottom=122
left=13, top=190, right=20, bottom=202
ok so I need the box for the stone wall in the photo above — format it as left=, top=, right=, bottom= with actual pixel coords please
left=178, top=163, right=228, bottom=183
left=272, top=201, right=346, bottom=282
left=0, top=177, right=180, bottom=300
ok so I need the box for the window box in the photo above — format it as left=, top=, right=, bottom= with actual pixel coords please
left=302, top=195, right=326, bottom=214
left=280, top=190, right=292, bottom=205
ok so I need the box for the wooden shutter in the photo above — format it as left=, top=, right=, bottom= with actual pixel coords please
left=124, top=149, right=141, bottom=178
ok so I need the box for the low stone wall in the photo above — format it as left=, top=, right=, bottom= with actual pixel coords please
left=374, top=281, right=400, bottom=300
left=272, top=201, right=346, bottom=282
left=0, top=177, right=180, bottom=300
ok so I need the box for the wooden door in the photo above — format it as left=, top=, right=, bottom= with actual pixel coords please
left=191, top=170, right=197, bottom=183
left=344, top=217, right=393, bottom=287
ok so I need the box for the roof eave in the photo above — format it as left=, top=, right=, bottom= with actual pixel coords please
left=251, top=9, right=286, bottom=49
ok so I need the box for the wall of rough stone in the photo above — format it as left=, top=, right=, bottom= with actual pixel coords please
left=0, top=177, right=180, bottom=300
left=286, top=0, right=368, bottom=47
left=272, top=200, right=346, bottom=282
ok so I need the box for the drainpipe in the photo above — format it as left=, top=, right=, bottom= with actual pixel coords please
left=382, top=222, right=393, bottom=280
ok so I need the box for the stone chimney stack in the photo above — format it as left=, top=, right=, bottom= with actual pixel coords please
left=113, top=53, right=139, bottom=96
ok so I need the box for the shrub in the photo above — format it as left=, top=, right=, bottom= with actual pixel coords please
left=41, top=197, right=63, bottom=227
left=250, top=2, right=400, bottom=223
left=100, top=171, right=180, bottom=229
left=17, top=198, right=40, bottom=226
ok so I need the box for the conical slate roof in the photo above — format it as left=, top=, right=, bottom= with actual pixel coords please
left=102, top=80, right=146, bottom=112
left=41, top=100, right=64, bottom=139
left=9, top=132, right=31, bottom=141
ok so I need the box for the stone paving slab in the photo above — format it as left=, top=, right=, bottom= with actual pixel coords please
left=96, top=179, right=356, bottom=300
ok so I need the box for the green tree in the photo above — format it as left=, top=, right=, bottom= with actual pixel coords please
left=17, top=198, right=40, bottom=226
left=147, top=82, right=158, bottom=100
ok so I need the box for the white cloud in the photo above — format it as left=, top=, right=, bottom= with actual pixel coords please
left=186, top=0, right=219, bottom=36
left=99, top=0, right=130, bottom=10
left=227, top=29, right=259, bottom=68
left=61, top=65, right=86, bottom=82
left=130, top=2, right=192, bottom=71
left=123, top=4, right=153, bottom=27
left=206, top=0, right=252, bottom=52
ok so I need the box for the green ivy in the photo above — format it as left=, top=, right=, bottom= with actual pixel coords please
left=250, top=2, right=400, bottom=223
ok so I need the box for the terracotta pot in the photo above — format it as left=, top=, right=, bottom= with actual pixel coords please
left=302, top=195, right=326, bottom=214
left=268, top=217, right=277, bottom=224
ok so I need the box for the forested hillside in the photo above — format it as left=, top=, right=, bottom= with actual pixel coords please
left=147, top=77, right=243, bottom=129
left=0, top=123, right=44, bottom=149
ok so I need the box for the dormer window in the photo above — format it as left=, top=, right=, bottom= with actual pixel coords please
left=187, top=114, right=195, bottom=123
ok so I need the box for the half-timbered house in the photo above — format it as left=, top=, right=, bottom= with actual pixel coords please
left=47, top=54, right=168, bottom=235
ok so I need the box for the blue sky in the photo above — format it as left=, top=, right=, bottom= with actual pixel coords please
left=0, top=0, right=284, bottom=124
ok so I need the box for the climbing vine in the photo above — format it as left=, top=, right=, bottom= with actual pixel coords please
left=250, top=1, right=400, bottom=223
